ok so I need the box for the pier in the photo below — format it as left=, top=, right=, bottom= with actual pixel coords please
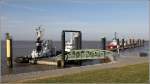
left=4, top=29, right=146, bottom=68
left=2, top=30, right=148, bottom=83
left=33, top=30, right=116, bottom=67
left=105, top=32, right=145, bottom=52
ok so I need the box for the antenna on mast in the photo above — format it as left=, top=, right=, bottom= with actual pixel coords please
left=35, top=25, right=45, bottom=40
left=114, top=32, right=117, bottom=40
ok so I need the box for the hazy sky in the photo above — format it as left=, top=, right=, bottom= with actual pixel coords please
left=0, top=0, right=149, bottom=41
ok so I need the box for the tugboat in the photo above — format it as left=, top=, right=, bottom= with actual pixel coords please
left=15, top=26, right=55, bottom=63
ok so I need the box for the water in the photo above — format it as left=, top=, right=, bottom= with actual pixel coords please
left=1, top=41, right=149, bottom=75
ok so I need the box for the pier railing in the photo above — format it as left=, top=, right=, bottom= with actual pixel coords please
left=56, top=49, right=114, bottom=61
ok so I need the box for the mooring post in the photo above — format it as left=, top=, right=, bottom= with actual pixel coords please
left=131, top=39, right=133, bottom=48
left=101, top=37, right=106, bottom=50
left=6, top=33, right=13, bottom=68
left=136, top=39, right=138, bottom=47
left=140, top=39, right=142, bottom=46
left=133, top=39, right=135, bottom=48
left=141, top=39, right=143, bottom=46
left=116, top=39, right=119, bottom=46
left=139, top=39, right=141, bottom=47
left=116, top=38, right=120, bottom=56
left=142, top=39, right=145, bottom=46
left=128, top=39, right=130, bottom=48
left=137, top=39, right=140, bottom=47
left=138, top=39, right=140, bottom=47
left=125, top=40, right=128, bottom=49
left=61, top=31, right=65, bottom=67
left=79, top=31, right=82, bottom=49
left=129, top=39, right=131, bottom=48
left=101, top=37, right=106, bottom=62
left=121, top=39, right=125, bottom=50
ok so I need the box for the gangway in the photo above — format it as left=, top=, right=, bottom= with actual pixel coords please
left=56, top=49, right=115, bottom=61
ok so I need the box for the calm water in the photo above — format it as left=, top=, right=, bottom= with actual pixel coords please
left=1, top=41, right=149, bottom=75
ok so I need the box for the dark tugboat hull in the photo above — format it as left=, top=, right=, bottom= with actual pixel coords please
left=15, top=57, right=30, bottom=63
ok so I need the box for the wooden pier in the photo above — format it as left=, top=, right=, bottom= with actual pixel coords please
left=107, top=38, right=145, bottom=51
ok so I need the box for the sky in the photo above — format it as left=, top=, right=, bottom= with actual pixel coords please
left=0, top=0, right=149, bottom=41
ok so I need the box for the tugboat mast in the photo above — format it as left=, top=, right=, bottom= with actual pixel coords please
left=114, top=32, right=117, bottom=40
left=35, top=26, right=43, bottom=56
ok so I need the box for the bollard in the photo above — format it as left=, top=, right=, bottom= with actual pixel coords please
left=6, top=33, right=13, bottom=68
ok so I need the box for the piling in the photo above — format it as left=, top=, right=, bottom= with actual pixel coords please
left=121, top=39, right=125, bottom=49
left=101, top=37, right=106, bottom=50
left=116, top=38, right=120, bottom=56
left=79, top=31, right=82, bottom=49
left=135, top=39, right=138, bottom=47
left=101, top=37, right=106, bottom=62
left=141, top=39, right=143, bottom=46
left=6, top=33, right=13, bottom=68
left=137, top=39, right=140, bottom=47
left=116, top=39, right=120, bottom=46
left=128, top=39, right=131, bottom=48
left=142, top=39, right=145, bottom=46
left=124, top=40, right=128, bottom=49
left=132, top=39, right=134, bottom=48
left=133, top=39, right=135, bottom=48
left=139, top=39, right=141, bottom=47
left=61, top=31, right=65, bottom=67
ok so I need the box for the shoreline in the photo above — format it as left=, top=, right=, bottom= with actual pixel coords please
left=1, top=56, right=148, bottom=83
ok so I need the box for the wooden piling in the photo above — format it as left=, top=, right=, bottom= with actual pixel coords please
left=125, top=41, right=128, bottom=49
left=133, top=39, right=135, bottom=48
left=117, top=39, right=120, bottom=46
left=142, top=39, right=145, bottom=46
left=121, top=39, right=125, bottom=50
left=137, top=39, right=140, bottom=47
left=61, top=31, right=65, bottom=67
left=101, top=37, right=106, bottom=50
left=138, top=39, right=140, bottom=46
left=101, top=37, right=106, bottom=63
left=139, top=39, right=141, bottom=46
left=129, top=39, right=131, bottom=48
left=132, top=39, right=134, bottom=48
